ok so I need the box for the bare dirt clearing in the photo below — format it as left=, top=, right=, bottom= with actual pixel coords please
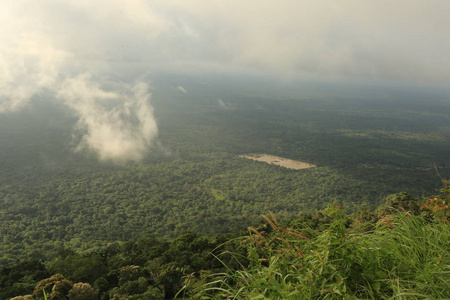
left=240, top=154, right=316, bottom=170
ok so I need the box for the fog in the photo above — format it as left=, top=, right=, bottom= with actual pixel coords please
left=1, top=0, right=450, bottom=162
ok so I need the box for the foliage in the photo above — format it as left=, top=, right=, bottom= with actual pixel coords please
left=1, top=96, right=449, bottom=265
left=1, top=92, right=450, bottom=298
left=2, top=188, right=449, bottom=299
left=33, top=274, right=73, bottom=300
left=376, top=192, right=420, bottom=216
left=68, top=283, right=97, bottom=300
left=0, top=260, right=49, bottom=300
left=192, top=189, right=450, bottom=299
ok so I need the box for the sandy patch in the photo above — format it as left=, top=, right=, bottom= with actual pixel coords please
left=239, top=154, right=316, bottom=170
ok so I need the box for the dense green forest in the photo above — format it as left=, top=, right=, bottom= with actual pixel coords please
left=1, top=185, right=449, bottom=299
left=1, top=80, right=450, bottom=266
left=0, top=79, right=450, bottom=298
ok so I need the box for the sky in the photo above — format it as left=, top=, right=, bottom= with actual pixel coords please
left=1, top=0, right=450, bottom=161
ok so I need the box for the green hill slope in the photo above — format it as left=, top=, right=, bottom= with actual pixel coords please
left=1, top=184, right=449, bottom=300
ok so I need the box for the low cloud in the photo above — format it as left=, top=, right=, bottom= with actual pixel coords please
left=176, top=85, right=188, bottom=93
left=217, top=99, right=233, bottom=109
left=58, top=75, right=158, bottom=162
left=0, top=35, right=67, bottom=113
left=0, top=1, right=163, bottom=163
left=0, top=34, right=159, bottom=163
left=157, top=0, right=450, bottom=83
left=2, top=0, right=449, bottom=164
left=3, top=0, right=450, bottom=87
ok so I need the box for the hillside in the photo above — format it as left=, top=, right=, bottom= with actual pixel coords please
left=3, top=2, right=450, bottom=299
left=1, top=86, right=450, bottom=266
left=1, top=185, right=449, bottom=299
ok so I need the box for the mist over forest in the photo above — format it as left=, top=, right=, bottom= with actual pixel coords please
left=1, top=1, right=450, bottom=299
left=2, top=73, right=449, bottom=253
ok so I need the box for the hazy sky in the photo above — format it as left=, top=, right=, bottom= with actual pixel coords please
left=1, top=0, right=449, bottom=161
left=2, top=0, right=450, bottom=82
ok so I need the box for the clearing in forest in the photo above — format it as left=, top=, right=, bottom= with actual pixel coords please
left=239, top=154, right=316, bottom=170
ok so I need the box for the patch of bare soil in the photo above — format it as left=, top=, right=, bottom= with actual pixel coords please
left=239, top=154, right=316, bottom=170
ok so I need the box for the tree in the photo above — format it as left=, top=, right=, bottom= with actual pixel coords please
left=68, top=283, right=97, bottom=300
left=33, top=274, right=73, bottom=300
left=377, top=192, right=420, bottom=216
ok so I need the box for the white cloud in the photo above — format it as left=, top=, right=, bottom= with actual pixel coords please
left=176, top=85, right=188, bottom=93
left=3, top=0, right=449, bottom=83
left=0, top=1, right=161, bottom=162
left=1, top=1, right=449, bottom=161
left=0, top=35, right=68, bottom=112
left=58, top=75, right=158, bottom=162
left=217, top=99, right=232, bottom=109
left=156, top=0, right=450, bottom=82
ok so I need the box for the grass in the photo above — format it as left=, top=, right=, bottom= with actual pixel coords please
left=190, top=200, right=449, bottom=299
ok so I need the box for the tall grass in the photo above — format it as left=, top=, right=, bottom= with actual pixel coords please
left=191, top=205, right=449, bottom=299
